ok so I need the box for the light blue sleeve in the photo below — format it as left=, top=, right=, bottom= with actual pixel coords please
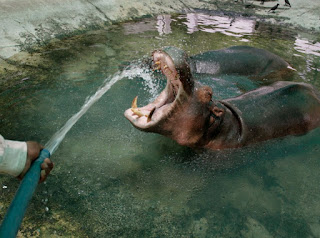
left=0, top=135, right=27, bottom=177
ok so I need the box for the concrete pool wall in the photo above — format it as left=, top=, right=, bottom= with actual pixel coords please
left=0, top=0, right=319, bottom=59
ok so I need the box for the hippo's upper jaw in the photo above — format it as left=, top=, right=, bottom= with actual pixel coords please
left=124, top=48, right=194, bottom=132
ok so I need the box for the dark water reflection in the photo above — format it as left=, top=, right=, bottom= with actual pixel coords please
left=0, top=12, right=320, bottom=237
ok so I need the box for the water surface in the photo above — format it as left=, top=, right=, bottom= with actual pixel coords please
left=0, top=12, right=320, bottom=237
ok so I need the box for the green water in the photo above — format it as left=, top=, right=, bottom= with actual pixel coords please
left=0, top=13, right=320, bottom=237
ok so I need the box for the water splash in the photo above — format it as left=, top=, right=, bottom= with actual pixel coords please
left=45, top=65, right=151, bottom=155
left=140, top=69, right=163, bottom=101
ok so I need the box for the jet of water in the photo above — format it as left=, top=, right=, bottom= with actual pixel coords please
left=45, top=65, right=151, bottom=155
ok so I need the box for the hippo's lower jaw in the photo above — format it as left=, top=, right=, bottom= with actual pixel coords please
left=124, top=49, right=192, bottom=132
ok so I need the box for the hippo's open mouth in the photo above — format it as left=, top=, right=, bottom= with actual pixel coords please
left=124, top=49, right=190, bottom=131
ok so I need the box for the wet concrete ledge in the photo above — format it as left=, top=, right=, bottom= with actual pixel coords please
left=0, top=0, right=319, bottom=59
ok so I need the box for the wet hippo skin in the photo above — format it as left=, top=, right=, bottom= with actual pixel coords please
left=205, top=81, right=320, bottom=149
left=190, top=46, right=294, bottom=80
left=124, top=47, right=320, bottom=150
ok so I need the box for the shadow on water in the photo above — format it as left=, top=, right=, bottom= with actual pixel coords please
left=0, top=11, right=320, bottom=237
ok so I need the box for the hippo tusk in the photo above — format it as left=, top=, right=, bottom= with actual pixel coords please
left=131, top=96, right=144, bottom=117
left=131, top=96, right=151, bottom=118
left=131, top=108, right=145, bottom=117
left=131, top=96, right=138, bottom=109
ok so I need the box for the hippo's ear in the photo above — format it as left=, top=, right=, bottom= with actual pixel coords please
left=197, top=86, right=213, bottom=104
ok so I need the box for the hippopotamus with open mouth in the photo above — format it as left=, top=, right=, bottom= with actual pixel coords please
left=124, top=47, right=320, bottom=150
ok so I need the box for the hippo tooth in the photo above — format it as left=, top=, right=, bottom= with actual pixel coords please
left=131, top=108, right=144, bottom=117
left=153, top=61, right=161, bottom=71
left=163, top=65, right=173, bottom=76
left=131, top=96, right=138, bottom=109
left=147, top=107, right=156, bottom=122
left=131, top=96, right=145, bottom=117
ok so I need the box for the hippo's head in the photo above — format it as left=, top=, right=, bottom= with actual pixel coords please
left=124, top=47, right=225, bottom=148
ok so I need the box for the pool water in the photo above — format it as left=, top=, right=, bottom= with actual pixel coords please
left=0, top=12, right=320, bottom=237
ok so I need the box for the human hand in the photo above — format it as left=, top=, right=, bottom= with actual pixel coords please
left=18, top=141, right=54, bottom=183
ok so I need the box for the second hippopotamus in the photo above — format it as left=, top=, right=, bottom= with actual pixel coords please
left=124, top=47, right=320, bottom=150
left=189, top=45, right=294, bottom=80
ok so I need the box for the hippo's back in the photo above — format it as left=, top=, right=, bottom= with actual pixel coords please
left=190, top=46, right=291, bottom=80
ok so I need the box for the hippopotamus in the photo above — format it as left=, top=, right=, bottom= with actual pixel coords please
left=188, top=45, right=295, bottom=81
left=124, top=47, right=320, bottom=150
